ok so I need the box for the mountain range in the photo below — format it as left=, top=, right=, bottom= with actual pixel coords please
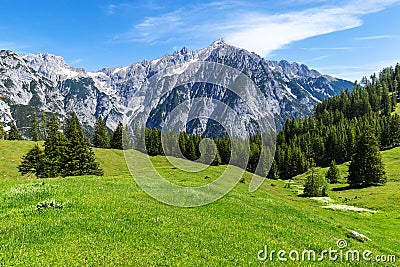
left=0, top=39, right=353, bottom=137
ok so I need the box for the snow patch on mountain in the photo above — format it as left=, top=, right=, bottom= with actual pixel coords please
left=23, top=53, right=84, bottom=83
left=0, top=40, right=354, bottom=137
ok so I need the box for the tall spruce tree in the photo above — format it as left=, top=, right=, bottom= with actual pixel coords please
left=43, top=115, right=67, bottom=177
left=267, top=160, right=280, bottom=180
left=162, top=130, right=180, bottom=157
left=93, top=116, right=109, bottom=148
left=111, top=122, right=124, bottom=150
left=258, top=146, right=273, bottom=177
left=348, top=128, right=386, bottom=186
left=18, top=144, right=45, bottom=178
left=390, top=115, right=400, bottom=146
left=200, top=138, right=221, bottom=166
left=213, top=149, right=222, bottom=166
left=8, top=123, right=23, bottom=140
left=215, top=137, right=231, bottom=165
left=30, top=113, right=40, bottom=141
left=133, top=124, right=145, bottom=152
left=186, top=136, right=197, bottom=160
left=325, top=160, right=340, bottom=184
left=123, top=125, right=133, bottom=150
left=109, top=123, right=133, bottom=150
left=63, top=112, right=103, bottom=176
left=303, top=161, right=328, bottom=197
left=40, top=112, right=47, bottom=140
left=381, top=84, right=391, bottom=115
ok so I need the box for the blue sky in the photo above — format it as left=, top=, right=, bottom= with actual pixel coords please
left=1, top=0, right=399, bottom=81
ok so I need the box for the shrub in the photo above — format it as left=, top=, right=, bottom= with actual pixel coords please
left=303, top=171, right=328, bottom=197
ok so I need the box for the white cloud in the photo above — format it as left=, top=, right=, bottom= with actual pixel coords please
left=103, top=3, right=163, bottom=16
left=225, top=11, right=358, bottom=56
left=354, top=35, right=399, bottom=40
left=112, top=0, right=400, bottom=56
left=69, top=58, right=83, bottom=65
left=225, top=0, right=400, bottom=56
left=113, top=9, right=185, bottom=43
left=106, top=4, right=117, bottom=15
left=111, top=1, right=249, bottom=44
left=306, top=55, right=331, bottom=62
left=137, top=10, right=183, bottom=29
left=302, top=47, right=354, bottom=51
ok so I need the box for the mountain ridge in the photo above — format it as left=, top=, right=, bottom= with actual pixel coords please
left=0, top=40, right=354, bottom=137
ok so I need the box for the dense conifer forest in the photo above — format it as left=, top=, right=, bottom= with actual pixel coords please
left=273, top=64, right=400, bottom=180
left=4, top=64, right=399, bottom=185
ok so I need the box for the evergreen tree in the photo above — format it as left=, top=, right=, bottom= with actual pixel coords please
left=248, top=142, right=261, bottom=173
left=381, top=84, right=391, bottom=115
left=145, top=128, right=154, bottom=155
left=348, top=128, right=386, bottom=186
left=186, top=136, right=197, bottom=160
left=29, top=113, right=40, bottom=141
left=110, top=122, right=133, bottom=151
left=192, top=134, right=201, bottom=159
left=63, top=112, right=103, bottom=176
left=391, top=93, right=397, bottom=112
left=43, top=115, right=68, bottom=177
left=390, top=114, right=400, bottom=146
left=216, top=137, right=231, bottom=165
left=123, top=125, right=134, bottom=150
left=325, top=160, right=340, bottom=184
left=8, top=123, right=23, bottom=140
left=200, top=138, right=221, bottom=166
left=111, top=122, right=124, bottom=150
left=267, top=160, right=280, bottom=180
left=213, top=148, right=222, bottom=166
left=303, top=166, right=328, bottom=197
left=178, top=132, right=188, bottom=157
left=40, top=112, right=47, bottom=140
left=18, top=144, right=45, bottom=178
left=162, top=130, right=180, bottom=157
left=380, top=116, right=391, bottom=148
left=92, top=116, right=109, bottom=148
left=345, top=126, right=355, bottom=160
left=0, top=122, right=4, bottom=140
left=133, top=124, right=146, bottom=152
left=257, top=146, right=272, bottom=177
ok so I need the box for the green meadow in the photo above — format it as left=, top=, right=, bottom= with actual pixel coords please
left=0, top=140, right=399, bottom=266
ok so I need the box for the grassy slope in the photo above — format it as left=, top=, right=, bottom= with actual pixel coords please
left=294, top=146, right=400, bottom=182
left=0, top=140, right=399, bottom=266
left=293, top=147, right=400, bottom=210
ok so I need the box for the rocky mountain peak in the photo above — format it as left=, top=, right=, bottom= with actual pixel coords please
left=0, top=40, right=354, bottom=137
left=178, top=47, right=190, bottom=55
left=211, top=38, right=227, bottom=47
left=0, top=50, right=26, bottom=68
left=23, top=53, right=85, bottom=83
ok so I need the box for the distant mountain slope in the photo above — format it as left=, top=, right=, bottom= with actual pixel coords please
left=0, top=39, right=353, bottom=137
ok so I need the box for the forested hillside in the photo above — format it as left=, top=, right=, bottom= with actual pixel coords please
left=273, top=64, right=400, bottom=179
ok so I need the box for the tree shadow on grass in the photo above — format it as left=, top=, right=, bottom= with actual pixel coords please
left=332, top=184, right=385, bottom=191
